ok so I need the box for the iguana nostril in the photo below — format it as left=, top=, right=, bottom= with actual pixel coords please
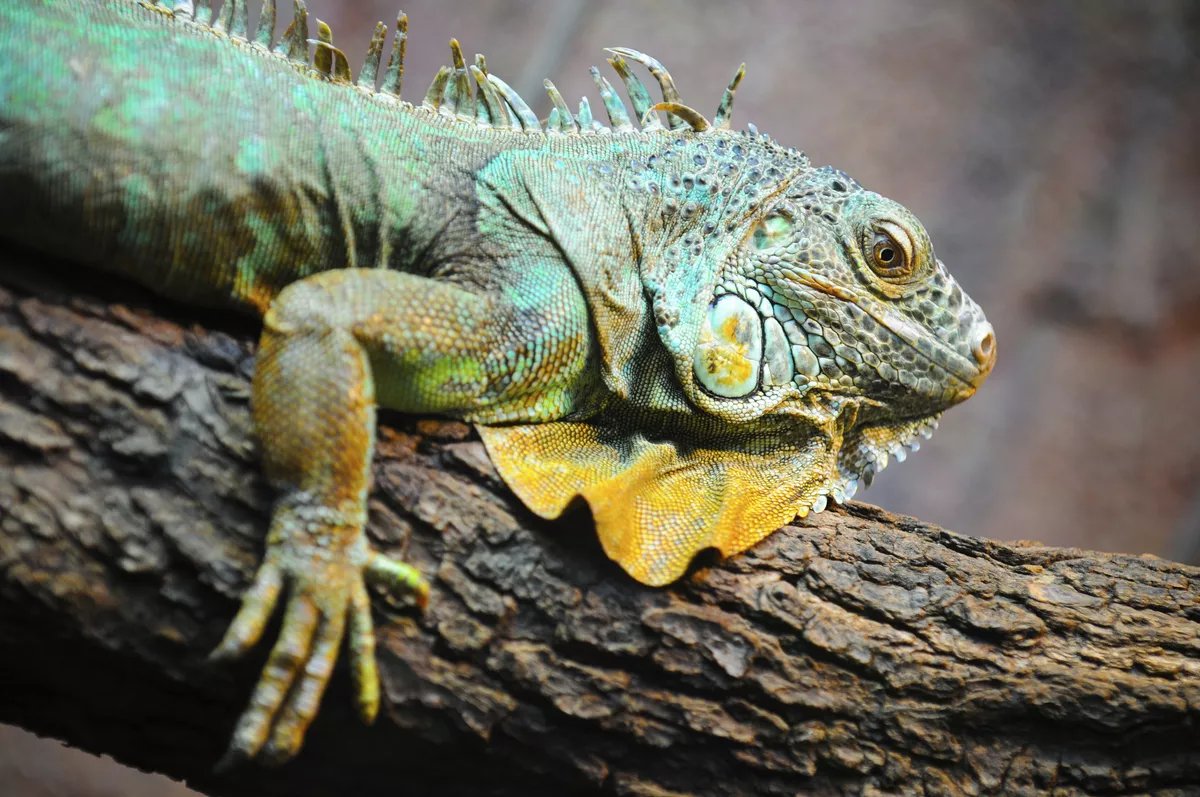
left=970, top=323, right=996, bottom=375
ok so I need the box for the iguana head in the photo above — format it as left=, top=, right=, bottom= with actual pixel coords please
left=690, top=163, right=995, bottom=497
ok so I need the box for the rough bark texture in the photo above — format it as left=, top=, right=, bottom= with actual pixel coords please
left=2, top=249, right=1200, bottom=797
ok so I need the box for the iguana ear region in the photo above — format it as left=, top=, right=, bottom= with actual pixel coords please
left=693, top=294, right=763, bottom=398
left=477, top=414, right=834, bottom=585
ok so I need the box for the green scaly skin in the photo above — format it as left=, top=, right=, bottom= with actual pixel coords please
left=0, top=0, right=997, bottom=765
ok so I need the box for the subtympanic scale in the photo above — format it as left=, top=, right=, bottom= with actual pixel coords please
left=694, top=294, right=763, bottom=397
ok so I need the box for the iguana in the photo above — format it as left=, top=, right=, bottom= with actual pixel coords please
left=0, top=0, right=996, bottom=767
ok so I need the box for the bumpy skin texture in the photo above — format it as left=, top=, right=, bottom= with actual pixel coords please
left=0, top=0, right=996, bottom=765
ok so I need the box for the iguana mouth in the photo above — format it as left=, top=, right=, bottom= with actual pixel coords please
left=786, top=268, right=986, bottom=391
left=870, top=305, right=987, bottom=389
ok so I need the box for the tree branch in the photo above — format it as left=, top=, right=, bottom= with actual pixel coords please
left=2, top=250, right=1199, bottom=797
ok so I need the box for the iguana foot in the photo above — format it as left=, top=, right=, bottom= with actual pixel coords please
left=210, top=498, right=427, bottom=767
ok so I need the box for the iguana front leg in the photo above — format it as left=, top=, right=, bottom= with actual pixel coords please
left=210, top=264, right=592, bottom=763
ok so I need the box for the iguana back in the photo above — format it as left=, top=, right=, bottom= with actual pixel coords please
left=0, top=0, right=548, bottom=312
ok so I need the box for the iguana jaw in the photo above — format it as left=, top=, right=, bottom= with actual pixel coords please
left=701, top=265, right=990, bottom=418
left=776, top=268, right=985, bottom=392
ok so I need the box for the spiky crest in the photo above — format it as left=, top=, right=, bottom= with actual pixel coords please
left=134, top=0, right=764, bottom=140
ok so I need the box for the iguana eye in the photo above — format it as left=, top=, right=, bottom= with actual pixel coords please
left=751, top=214, right=794, bottom=250
left=865, top=220, right=916, bottom=279
left=872, top=234, right=903, bottom=270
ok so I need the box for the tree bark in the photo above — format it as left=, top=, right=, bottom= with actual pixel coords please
left=1, top=249, right=1199, bottom=797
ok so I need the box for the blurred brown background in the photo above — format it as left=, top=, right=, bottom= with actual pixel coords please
left=5, top=0, right=1199, bottom=793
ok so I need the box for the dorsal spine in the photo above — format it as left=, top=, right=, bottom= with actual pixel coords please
left=135, top=0, right=749, bottom=139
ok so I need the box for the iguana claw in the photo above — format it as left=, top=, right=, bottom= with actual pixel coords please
left=210, top=530, right=427, bottom=766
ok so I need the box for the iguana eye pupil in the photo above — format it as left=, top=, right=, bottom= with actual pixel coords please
left=870, top=230, right=910, bottom=276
